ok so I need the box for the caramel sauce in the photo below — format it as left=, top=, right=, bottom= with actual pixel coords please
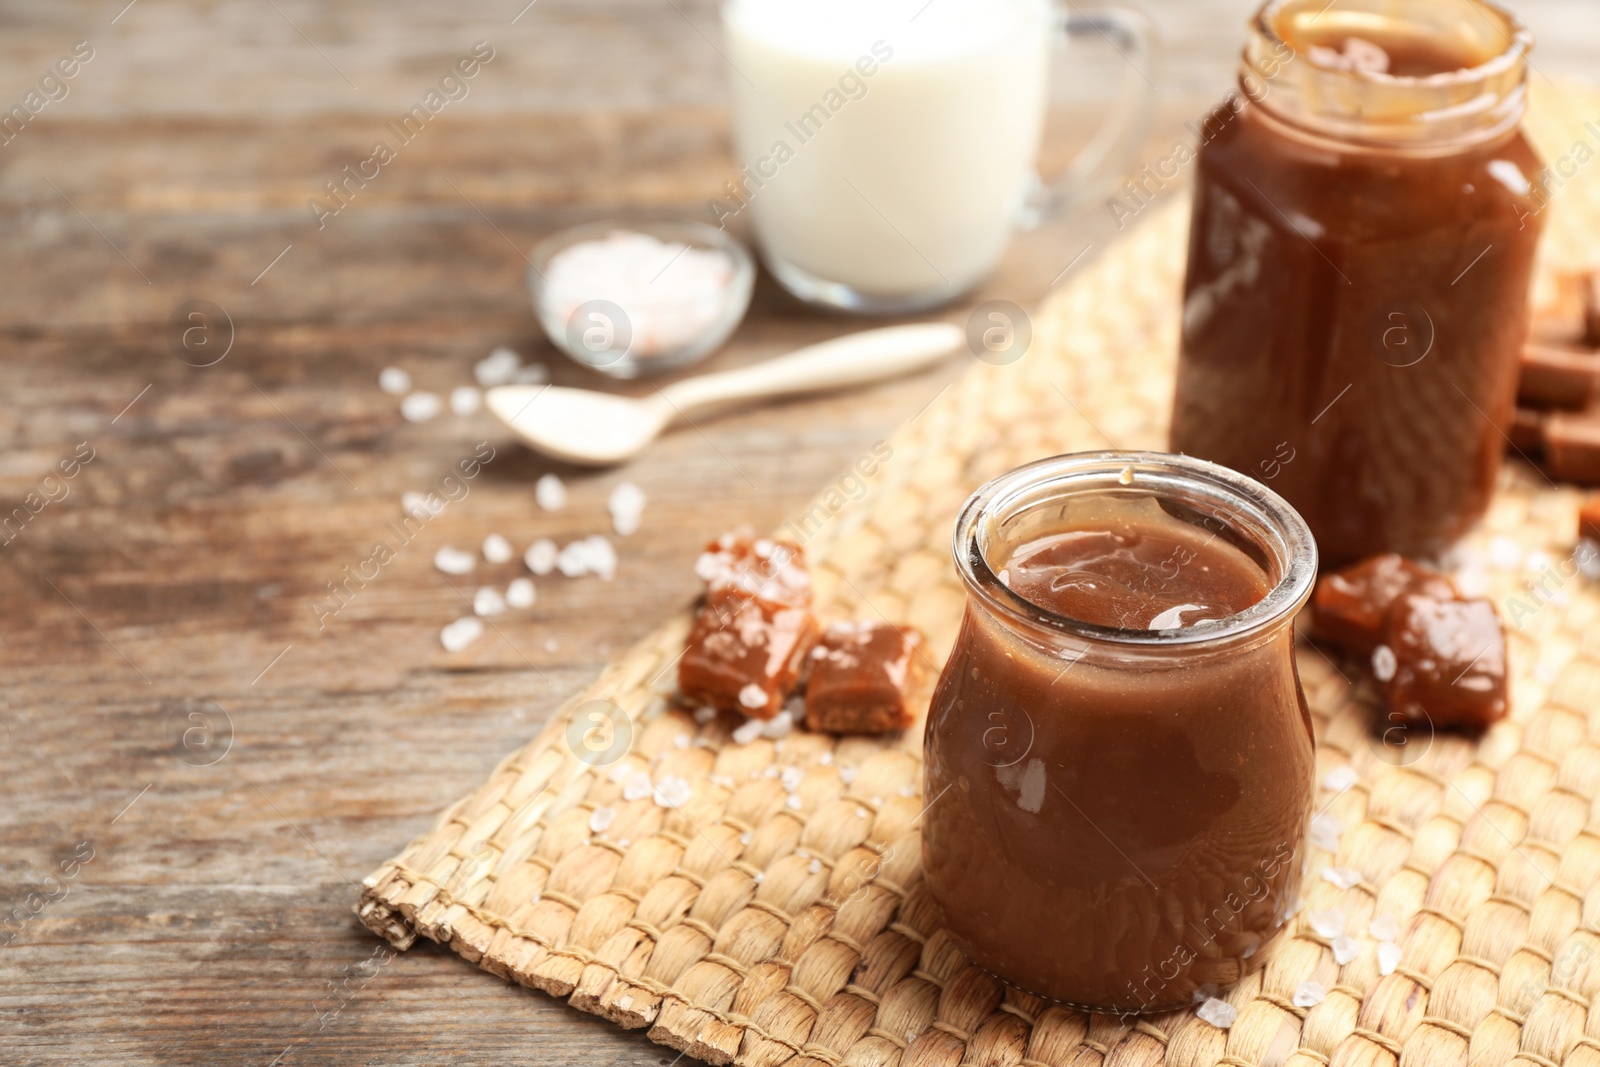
left=922, top=497, right=1311, bottom=1011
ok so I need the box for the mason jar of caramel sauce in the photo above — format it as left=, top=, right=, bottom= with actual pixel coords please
left=1170, top=0, right=1544, bottom=567
left=922, top=452, right=1317, bottom=1012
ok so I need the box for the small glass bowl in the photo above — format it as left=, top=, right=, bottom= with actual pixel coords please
left=528, top=219, right=755, bottom=380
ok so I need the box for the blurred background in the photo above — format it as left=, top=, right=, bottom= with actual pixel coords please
left=2, top=2, right=1595, bottom=1064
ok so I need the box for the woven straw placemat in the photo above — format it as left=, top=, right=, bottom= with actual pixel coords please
left=360, top=87, right=1600, bottom=1067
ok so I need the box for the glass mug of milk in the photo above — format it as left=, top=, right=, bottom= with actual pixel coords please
left=721, top=0, right=1157, bottom=313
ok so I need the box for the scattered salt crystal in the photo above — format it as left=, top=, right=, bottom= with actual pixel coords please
left=473, top=587, right=506, bottom=616
left=1322, top=766, right=1359, bottom=793
left=839, top=766, right=857, bottom=785
left=731, top=717, right=764, bottom=745
left=738, top=684, right=767, bottom=710
left=543, top=638, right=558, bottom=652
left=1378, top=941, right=1401, bottom=975
left=609, top=481, right=647, bottom=536
left=820, top=753, right=833, bottom=766
left=584, top=535, right=618, bottom=580
left=740, top=831, right=752, bottom=844
left=808, top=859, right=822, bottom=875
left=379, top=367, right=412, bottom=395
left=857, top=807, right=869, bottom=818
left=1369, top=914, right=1400, bottom=941
left=440, top=616, right=484, bottom=652
left=762, top=710, right=794, bottom=739
left=617, top=838, right=630, bottom=847
left=1333, top=935, right=1359, bottom=965
left=622, top=772, right=653, bottom=801
left=608, top=764, right=632, bottom=783
left=1372, top=644, right=1397, bottom=683
left=1489, top=536, right=1523, bottom=570
left=1526, top=550, right=1553, bottom=573
left=693, top=705, right=716, bottom=724
left=1309, top=812, right=1342, bottom=852
left=753, top=871, right=764, bottom=884
left=1309, top=909, right=1346, bottom=939
left=1196, top=998, right=1236, bottom=1029
left=505, top=577, right=536, bottom=609
left=450, top=385, right=482, bottom=416
left=482, top=533, right=514, bottom=564
left=762, top=765, right=779, bottom=778
left=401, top=391, right=442, bottom=422
left=1455, top=567, right=1490, bottom=597
left=1293, top=980, right=1326, bottom=1008
left=673, top=734, right=690, bottom=749
left=780, top=766, right=803, bottom=792
left=536, top=473, right=568, bottom=510
left=557, top=540, right=590, bottom=577
left=609, top=480, right=646, bottom=513
left=401, top=491, right=437, bottom=518
left=525, top=538, right=558, bottom=575
left=475, top=347, right=522, bottom=387
left=654, top=776, right=692, bottom=809
left=1322, top=867, right=1362, bottom=889
left=898, top=784, right=916, bottom=797
left=786, top=794, right=802, bottom=810
left=434, top=546, right=476, bottom=575
left=589, top=806, right=616, bottom=833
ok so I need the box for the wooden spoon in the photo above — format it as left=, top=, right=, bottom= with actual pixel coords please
left=486, top=323, right=963, bottom=466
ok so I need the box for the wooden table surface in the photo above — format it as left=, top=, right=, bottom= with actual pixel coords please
left=3, top=3, right=1593, bottom=1065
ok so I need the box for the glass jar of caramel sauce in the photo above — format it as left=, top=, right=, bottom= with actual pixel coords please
left=922, top=452, right=1317, bottom=1012
left=1170, top=0, right=1544, bottom=567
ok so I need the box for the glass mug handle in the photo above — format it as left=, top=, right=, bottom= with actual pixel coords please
left=1021, top=2, right=1161, bottom=228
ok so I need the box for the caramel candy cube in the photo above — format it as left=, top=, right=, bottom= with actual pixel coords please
left=1519, top=343, right=1600, bottom=410
left=694, top=529, right=810, bottom=608
left=1380, top=592, right=1508, bottom=731
left=1510, top=407, right=1545, bottom=457
left=679, top=591, right=818, bottom=719
left=1581, top=496, right=1600, bottom=545
left=805, top=621, right=927, bottom=734
left=1586, top=271, right=1600, bottom=347
left=1311, top=553, right=1456, bottom=655
left=1543, top=411, right=1600, bottom=486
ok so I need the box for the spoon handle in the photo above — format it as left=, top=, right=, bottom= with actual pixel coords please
left=658, top=323, right=963, bottom=418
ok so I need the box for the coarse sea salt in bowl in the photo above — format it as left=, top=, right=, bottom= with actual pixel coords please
left=529, top=220, right=755, bottom=379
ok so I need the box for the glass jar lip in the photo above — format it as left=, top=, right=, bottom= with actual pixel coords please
left=1252, top=0, right=1532, bottom=85
left=1241, top=0, right=1533, bottom=152
left=951, top=451, right=1318, bottom=652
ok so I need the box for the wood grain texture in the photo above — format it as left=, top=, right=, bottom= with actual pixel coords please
left=0, top=2, right=1591, bottom=1065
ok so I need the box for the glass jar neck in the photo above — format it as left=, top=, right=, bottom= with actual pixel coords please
left=1240, top=0, right=1531, bottom=153
left=952, top=452, right=1317, bottom=666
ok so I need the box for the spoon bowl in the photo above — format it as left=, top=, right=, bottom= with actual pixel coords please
left=485, top=386, right=671, bottom=466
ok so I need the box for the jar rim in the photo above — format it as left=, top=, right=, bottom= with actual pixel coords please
left=1240, top=0, right=1533, bottom=151
left=951, top=451, right=1318, bottom=653
left=1252, top=0, right=1531, bottom=87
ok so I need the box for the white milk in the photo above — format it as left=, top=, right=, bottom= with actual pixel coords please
left=722, top=0, right=1054, bottom=310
